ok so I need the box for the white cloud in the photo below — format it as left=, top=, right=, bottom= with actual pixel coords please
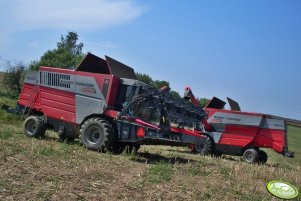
left=0, top=0, right=145, bottom=60
left=1, top=0, right=145, bottom=33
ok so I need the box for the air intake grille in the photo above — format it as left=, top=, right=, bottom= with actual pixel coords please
left=40, top=72, right=71, bottom=88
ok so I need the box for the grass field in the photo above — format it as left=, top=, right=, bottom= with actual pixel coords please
left=0, top=90, right=300, bottom=200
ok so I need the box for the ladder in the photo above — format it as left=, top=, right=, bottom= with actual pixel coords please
left=21, top=85, right=40, bottom=119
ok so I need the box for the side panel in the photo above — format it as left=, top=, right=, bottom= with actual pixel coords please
left=75, top=95, right=106, bottom=124
left=253, top=117, right=287, bottom=153
left=207, top=111, right=263, bottom=128
left=206, top=110, right=262, bottom=147
left=18, top=83, right=40, bottom=108
left=40, top=86, right=76, bottom=123
left=74, top=71, right=119, bottom=107
left=219, top=126, right=259, bottom=147
left=106, top=76, right=120, bottom=107
left=39, top=70, right=76, bottom=123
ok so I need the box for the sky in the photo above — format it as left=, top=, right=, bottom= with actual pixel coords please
left=0, top=0, right=300, bottom=119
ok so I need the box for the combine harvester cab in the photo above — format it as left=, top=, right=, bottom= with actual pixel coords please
left=16, top=53, right=208, bottom=154
left=204, top=97, right=294, bottom=163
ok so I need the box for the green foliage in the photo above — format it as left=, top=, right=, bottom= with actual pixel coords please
left=170, top=90, right=181, bottom=98
left=153, top=80, right=170, bottom=89
left=135, top=72, right=206, bottom=101
left=135, top=72, right=170, bottom=89
left=135, top=72, right=153, bottom=86
left=2, top=61, right=26, bottom=94
left=197, top=97, right=210, bottom=107
left=145, top=161, right=173, bottom=183
left=34, top=146, right=61, bottom=157
left=0, top=129, right=13, bottom=140
left=29, top=32, right=85, bottom=70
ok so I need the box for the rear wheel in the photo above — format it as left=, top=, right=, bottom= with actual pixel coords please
left=243, top=148, right=259, bottom=163
left=79, top=117, right=117, bottom=152
left=258, top=150, right=268, bottom=164
left=23, top=116, right=46, bottom=138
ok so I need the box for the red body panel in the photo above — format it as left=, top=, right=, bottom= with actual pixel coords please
left=39, top=86, right=76, bottom=123
left=254, top=129, right=286, bottom=153
left=18, top=83, right=76, bottom=123
left=18, top=83, right=42, bottom=110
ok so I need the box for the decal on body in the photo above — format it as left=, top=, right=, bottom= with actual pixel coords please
left=207, top=112, right=262, bottom=127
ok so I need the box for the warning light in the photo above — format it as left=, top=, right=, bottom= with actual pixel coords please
left=136, top=127, right=145, bottom=138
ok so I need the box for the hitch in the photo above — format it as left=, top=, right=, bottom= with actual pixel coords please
left=0, top=103, right=25, bottom=115
left=283, top=148, right=295, bottom=158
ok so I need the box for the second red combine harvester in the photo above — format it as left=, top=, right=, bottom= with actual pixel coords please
left=184, top=87, right=294, bottom=163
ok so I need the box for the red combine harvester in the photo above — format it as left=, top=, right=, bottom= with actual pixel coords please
left=14, top=53, right=209, bottom=154
left=184, top=87, right=295, bottom=163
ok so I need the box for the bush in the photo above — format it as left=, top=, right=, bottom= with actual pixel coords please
left=2, top=61, right=26, bottom=94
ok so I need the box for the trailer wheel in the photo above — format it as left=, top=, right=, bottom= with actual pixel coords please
left=194, top=137, right=210, bottom=155
left=243, top=148, right=259, bottom=163
left=79, top=117, right=117, bottom=152
left=258, top=150, right=268, bottom=164
left=23, top=116, right=46, bottom=138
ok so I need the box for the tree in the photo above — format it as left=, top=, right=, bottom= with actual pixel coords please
left=136, top=72, right=182, bottom=98
left=30, top=32, right=85, bottom=70
left=153, top=80, right=170, bottom=90
left=135, top=72, right=154, bottom=86
left=197, top=97, right=210, bottom=107
left=135, top=72, right=171, bottom=89
left=170, top=90, right=181, bottom=98
left=3, top=61, right=26, bottom=94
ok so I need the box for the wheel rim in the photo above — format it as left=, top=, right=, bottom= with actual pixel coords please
left=245, top=151, right=254, bottom=162
left=26, top=120, right=38, bottom=135
left=86, top=126, right=103, bottom=144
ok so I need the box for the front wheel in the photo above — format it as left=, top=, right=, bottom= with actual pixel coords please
left=194, top=137, right=210, bottom=155
left=23, top=116, right=46, bottom=138
left=79, top=117, right=117, bottom=152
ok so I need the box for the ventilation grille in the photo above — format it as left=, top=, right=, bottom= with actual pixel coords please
left=40, top=72, right=71, bottom=88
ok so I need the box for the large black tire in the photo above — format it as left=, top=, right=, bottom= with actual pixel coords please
left=204, top=134, right=215, bottom=154
left=243, top=148, right=259, bottom=163
left=23, top=116, right=46, bottom=138
left=258, top=150, right=268, bottom=164
left=79, top=117, right=117, bottom=152
left=194, top=137, right=210, bottom=155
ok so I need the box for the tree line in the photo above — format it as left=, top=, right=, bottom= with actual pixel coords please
left=1, top=32, right=209, bottom=107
